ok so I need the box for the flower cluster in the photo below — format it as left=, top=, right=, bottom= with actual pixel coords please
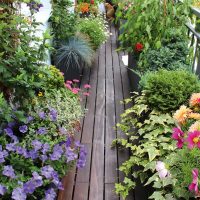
left=65, top=79, right=91, bottom=97
left=172, top=93, right=200, bottom=195
left=0, top=107, right=86, bottom=199
left=26, top=1, right=43, bottom=13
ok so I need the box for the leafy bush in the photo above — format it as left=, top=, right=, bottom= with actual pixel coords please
left=76, top=15, right=108, bottom=49
left=139, top=70, right=200, bottom=112
left=113, top=93, right=176, bottom=199
left=55, top=36, right=95, bottom=74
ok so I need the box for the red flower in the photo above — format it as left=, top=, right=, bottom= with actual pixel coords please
left=135, top=42, right=144, bottom=52
left=90, top=0, right=94, bottom=4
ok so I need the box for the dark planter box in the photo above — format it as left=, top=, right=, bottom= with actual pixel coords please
left=127, top=53, right=141, bottom=92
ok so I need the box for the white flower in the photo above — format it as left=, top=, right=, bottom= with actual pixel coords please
left=156, top=161, right=169, bottom=179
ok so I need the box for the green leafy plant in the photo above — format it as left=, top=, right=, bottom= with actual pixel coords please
left=55, top=36, right=95, bottom=75
left=139, top=69, right=200, bottom=112
left=76, top=15, right=108, bottom=49
left=119, top=0, right=191, bottom=52
left=113, top=93, right=176, bottom=199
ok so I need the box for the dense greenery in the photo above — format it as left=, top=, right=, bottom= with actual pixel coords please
left=139, top=70, right=200, bottom=112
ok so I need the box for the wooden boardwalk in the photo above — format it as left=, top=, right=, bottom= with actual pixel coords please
left=58, top=25, right=133, bottom=200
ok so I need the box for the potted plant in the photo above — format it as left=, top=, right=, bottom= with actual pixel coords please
left=55, top=36, right=94, bottom=81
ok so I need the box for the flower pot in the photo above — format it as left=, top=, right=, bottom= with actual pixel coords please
left=127, top=53, right=141, bottom=92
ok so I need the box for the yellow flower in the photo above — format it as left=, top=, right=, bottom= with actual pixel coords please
left=38, top=92, right=43, bottom=97
left=189, top=121, right=200, bottom=132
left=173, top=105, right=191, bottom=125
left=189, top=93, right=200, bottom=107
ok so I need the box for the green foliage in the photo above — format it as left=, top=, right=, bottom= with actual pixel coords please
left=0, top=1, right=49, bottom=105
left=119, top=0, right=192, bottom=52
left=114, top=93, right=176, bottom=199
left=50, top=0, right=76, bottom=47
left=76, top=15, right=108, bottom=49
left=55, top=36, right=95, bottom=73
left=139, top=69, right=200, bottom=112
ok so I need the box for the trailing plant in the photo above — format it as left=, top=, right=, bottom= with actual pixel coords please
left=139, top=69, right=200, bottom=112
left=55, top=36, right=95, bottom=77
left=119, top=0, right=191, bottom=52
left=113, top=93, right=176, bottom=199
left=76, top=15, right=108, bottom=49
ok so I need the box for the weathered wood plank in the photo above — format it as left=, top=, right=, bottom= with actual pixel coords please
left=89, top=43, right=106, bottom=200
left=73, top=183, right=89, bottom=200
left=105, top=183, right=119, bottom=200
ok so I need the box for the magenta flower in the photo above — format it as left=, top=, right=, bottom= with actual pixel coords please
left=73, top=79, right=80, bottom=83
left=72, top=88, right=79, bottom=94
left=66, top=80, right=72, bottom=84
left=187, top=131, right=200, bottom=149
left=172, top=127, right=185, bottom=148
left=189, top=168, right=199, bottom=194
left=83, top=92, right=90, bottom=97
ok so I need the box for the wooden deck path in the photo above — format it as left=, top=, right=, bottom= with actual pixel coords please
left=58, top=25, right=134, bottom=200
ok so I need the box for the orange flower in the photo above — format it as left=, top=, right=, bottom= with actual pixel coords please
left=173, top=105, right=191, bottom=125
left=188, top=113, right=200, bottom=120
left=189, top=93, right=200, bottom=107
left=79, top=3, right=90, bottom=13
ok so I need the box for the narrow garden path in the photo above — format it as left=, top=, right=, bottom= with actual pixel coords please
left=58, top=25, right=132, bottom=200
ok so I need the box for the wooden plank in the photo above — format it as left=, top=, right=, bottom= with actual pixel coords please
left=81, top=53, right=99, bottom=144
left=105, top=27, right=118, bottom=184
left=73, top=183, right=89, bottom=200
left=57, top=167, right=76, bottom=200
left=105, top=183, right=119, bottom=200
left=89, top=43, right=106, bottom=200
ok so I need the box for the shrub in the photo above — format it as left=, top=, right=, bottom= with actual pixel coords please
left=76, top=15, right=108, bottom=49
left=55, top=36, right=95, bottom=76
left=140, top=69, right=200, bottom=112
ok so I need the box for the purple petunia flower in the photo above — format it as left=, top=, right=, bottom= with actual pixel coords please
left=77, top=147, right=87, bottom=168
left=27, top=149, right=38, bottom=159
left=4, top=127, right=13, bottom=137
left=12, top=187, right=27, bottom=200
left=27, top=116, right=34, bottom=123
left=49, top=108, right=57, bottom=121
left=51, top=171, right=63, bottom=190
left=23, top=180, right=36, bottom=194
left=42, top=143, right=50, bottom=154
left=50, top=144, right=63, bottom=161
left=15, top=146, right=27, bottom=157
left=66, top=137, right=72, bottom=147
left=0, top=146, right=8, bottom=164
left=6, top=143, right=16, bottom=152
left=3, top=165, right=16, bottom=179
left=19, top=125, right=28, bottom=133
left=65, top=147, right=78, bottom=162
left=39, top=111, right=46, bottom=120
left=7, top=121, right=16, bottom=128
left=41, top=165, right=55, bottom=179
left=32, top=140, right=42, bottom=151
left=0, top=184, right=7, bottom=195
left=59, top=127, right=67, bottom=135
left=40, top=155, right=48, bottom=162
left=37, top=127, right=47, bottom=135
left=45, top=188, right=57, bottom=200
left=27, top=1, right=43, bottom=12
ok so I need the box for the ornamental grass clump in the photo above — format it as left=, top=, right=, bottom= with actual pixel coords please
left=139, top=69, right=200, bottom=112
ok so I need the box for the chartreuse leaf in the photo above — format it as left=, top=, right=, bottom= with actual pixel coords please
left=149, top=191, right=165, bottom=200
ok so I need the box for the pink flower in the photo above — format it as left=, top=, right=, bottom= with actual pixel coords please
left=66, top=80, right=72, bottom=84
left=84, top=84, right=91, bottom=89
left=65, top=83, right=72, bottom=90
left=72, top=88, right=79, bottom=94
left=155, top=161, right=169, bottom=179
left=187, top=131, right=200, bottom=149
left=172, top=127, right=185, bottom=148
left=189, top=168, right=199, bottom=194
left=83, top=92, right=90, bottom=96
left=73, top=79, right=80, bottom=83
